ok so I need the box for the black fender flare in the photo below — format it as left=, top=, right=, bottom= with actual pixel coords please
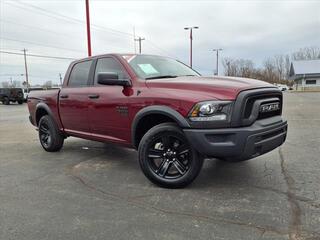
left=35, top=102, right=55, bottom=125
left=131, top=105, right=190, bottom=148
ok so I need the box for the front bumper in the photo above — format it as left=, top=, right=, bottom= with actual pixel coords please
left=183, top=116, right=288, bottom=161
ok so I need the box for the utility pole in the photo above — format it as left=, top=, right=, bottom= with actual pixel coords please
left=85, top=0, right=92, bottom=56
left=212, top=48, right=222, bottom=75
left=59, top=73, right=63, bottom=86
left=184, top=26, right=199, bottom=68
left=22, top=48, right=29, bottom=91
left=135, top=37, right=145, bottom=54
left=133, top=26, right=137, bottom=54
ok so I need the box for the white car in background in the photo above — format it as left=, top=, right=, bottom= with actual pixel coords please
left=275, top=84, right=289, bottom=91
left=22, top=87, right=45, bottom=102
left=22, top=88, right=28, bottom=102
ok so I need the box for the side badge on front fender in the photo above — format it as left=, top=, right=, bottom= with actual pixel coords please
left=116, top=106, right=129, bottom=116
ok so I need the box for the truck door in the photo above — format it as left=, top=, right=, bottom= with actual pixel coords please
left=59, top=60, right=93, bottom=136
left=87, top=57, right=131, bottom=143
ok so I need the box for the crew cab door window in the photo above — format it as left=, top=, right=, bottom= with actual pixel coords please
left=94, top=58, right=128, bottom=84
left=68, top=60, right=92, bottom=87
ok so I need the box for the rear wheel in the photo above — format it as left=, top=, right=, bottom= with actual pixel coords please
left=138, top=123, right=203, bottom=188
left=18, top=100, right=23, bottom=104
left=3, top=97, right=10, bottom=105
left=38, top=115, right=64, bottom=152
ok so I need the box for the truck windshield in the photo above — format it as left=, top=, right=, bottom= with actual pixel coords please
left=123, top=55, right=200, bottom=80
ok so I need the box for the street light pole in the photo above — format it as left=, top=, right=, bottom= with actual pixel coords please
left=85, top=0, right=92, bottom=56
left=184, top=26, right=199, bottom=68
left=212, top=48, right=222, bottom=75
left=59, top=73, right=63, bottom=86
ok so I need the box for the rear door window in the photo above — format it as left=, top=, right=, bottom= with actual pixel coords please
left=68, top=60, right=92, bottom=87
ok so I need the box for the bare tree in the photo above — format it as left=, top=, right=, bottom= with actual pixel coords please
left=43, top=81, right=52, bottom=89
left=292, top=46, right=320, bottom=60
left=222, top=46, right=319, bottom=84
left=222, top=58, right=236, bottom=76
left=11, top=80, right=22, bottom=88
left=284, top=54, right=291, bottom=80
left=1, top=81, right=10, bottom=88
left=222, top=58, right=255, bottom=78
left=238, top=59, right=255, bottom=78
left=274, top=55, right=286, bottom=81
left=263, top=58, right=277, bottom=83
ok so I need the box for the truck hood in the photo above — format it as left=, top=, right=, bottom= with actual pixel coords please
left=145, top=76, right=275, bottom=100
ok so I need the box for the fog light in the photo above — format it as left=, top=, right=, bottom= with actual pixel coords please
left=189, top=114, right=227, bottom=121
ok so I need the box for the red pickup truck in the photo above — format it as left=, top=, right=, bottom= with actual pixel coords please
left=28, top=54, right=288, bottom=188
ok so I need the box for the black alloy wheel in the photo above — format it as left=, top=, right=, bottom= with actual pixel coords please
left=38, top=115, right=64, bottom=152
left=138, top=123, right=203, bottom=188
left=39, top=121, right=52, bottom=148
left=147, top=134, right=191, bottom=179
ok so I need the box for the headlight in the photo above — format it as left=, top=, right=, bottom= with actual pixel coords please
left=189, top=101, right=233, bottom=121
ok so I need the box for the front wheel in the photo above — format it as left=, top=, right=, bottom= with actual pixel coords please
left=138, top=123, right=203, bottom=188
left=38, top=115, right=64, bottom=152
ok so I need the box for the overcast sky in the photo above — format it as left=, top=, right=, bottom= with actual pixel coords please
left=0, top=0, right=319, bottom=85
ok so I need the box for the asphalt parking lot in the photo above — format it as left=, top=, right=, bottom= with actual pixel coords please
left=0, top=92, right=319, bottom=240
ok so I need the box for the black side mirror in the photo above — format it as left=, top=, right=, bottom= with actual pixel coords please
left=97, top=72, right=131, bottom=87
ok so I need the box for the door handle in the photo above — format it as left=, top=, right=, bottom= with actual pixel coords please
left=88, top=94, right=100, bottom=99
left=60, top=94, right=69, bottom=99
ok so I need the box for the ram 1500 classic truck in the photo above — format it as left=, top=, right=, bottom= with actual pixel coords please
left=27, top=54, right=288, bottom=188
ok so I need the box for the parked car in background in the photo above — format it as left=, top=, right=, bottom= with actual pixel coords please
left=22, top=88, right=28, bottom=102
left=22, top=87, right=46, bottom=102
left=0, top=88, right=24, bottom=105
left=276, top=84, right=289, bottom=91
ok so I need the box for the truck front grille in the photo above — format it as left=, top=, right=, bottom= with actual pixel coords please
left=231, top=88, right=283, bottom=127
left=243, top=94, right=282, bottom=120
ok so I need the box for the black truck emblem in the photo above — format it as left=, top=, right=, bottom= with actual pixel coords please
left=260, top=102, right=280, bottom=113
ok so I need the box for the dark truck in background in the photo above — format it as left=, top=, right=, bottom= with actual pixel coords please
left=27, top=54, right=288, bottom=188
left=0, top=88, right=24, bottom=105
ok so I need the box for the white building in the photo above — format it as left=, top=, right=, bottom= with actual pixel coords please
left=289, top=59, right=320, bottom=91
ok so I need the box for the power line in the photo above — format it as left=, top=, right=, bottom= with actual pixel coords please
left=0, top=19, right=133, bottom=51
left=0, top=19, right=78, bottom=39
left=0, top=37, right=85, bottom=54
left=0, top=73, right=64, bottom=79
left=6, top=1, right=134, bottom=38
left=0, top=50, right=77, bottom=60
left=145, top=40, right=176, bottom=58
left=3, top=1, right=178, bottom=58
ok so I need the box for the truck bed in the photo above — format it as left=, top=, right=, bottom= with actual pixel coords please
left=27, top=89, right=62, bottom=129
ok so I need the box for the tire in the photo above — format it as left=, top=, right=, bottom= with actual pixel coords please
left=3, top=97, right=10, bottom=105
left=38, top=115, right=64, bottom=152
left=138, top=123, right=204, bottom=188
left=18, top=100, right=23, bottom=104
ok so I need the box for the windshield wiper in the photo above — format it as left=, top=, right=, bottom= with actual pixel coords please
left=145, top=75, right=178, bottom=80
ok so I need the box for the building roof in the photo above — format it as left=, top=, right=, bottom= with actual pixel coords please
left=290, top=59, right=320, bottom=77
